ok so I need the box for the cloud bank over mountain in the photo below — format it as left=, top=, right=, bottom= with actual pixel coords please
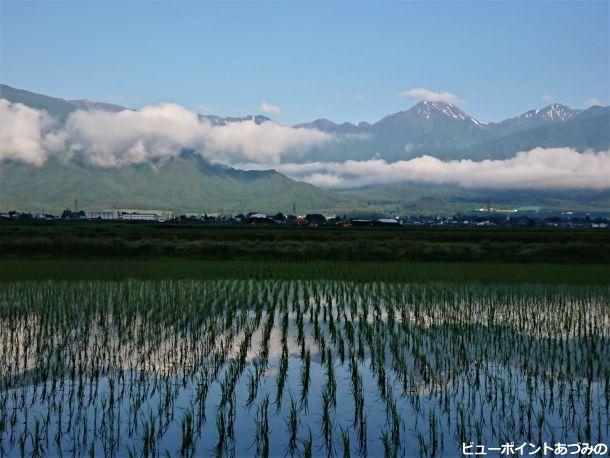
left=243, top=147, right=610, bottom=190
left=65, top=103, right=204, bottom=167
left=0, top=99, right=332, bottom=167
left=0, top=99, right=64, bottom=166
left=202, top=118, right=330, bottom=164
left=2, top=95, right=609, bottom=191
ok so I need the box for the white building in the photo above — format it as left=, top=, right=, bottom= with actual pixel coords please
left=121, top=213, right=157, bottom=221
left=86, top=209, right=120, bottom=220
left=376, top=218, right=401, bottom=225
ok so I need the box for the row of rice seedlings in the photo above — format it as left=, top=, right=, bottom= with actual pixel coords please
left=275, top=309, right=290, bottom=412
left=0, top=280, right=608, bottom=456
left=253, top=394, right=270, bottom=456
left=285, top=395, right=299, bottom=456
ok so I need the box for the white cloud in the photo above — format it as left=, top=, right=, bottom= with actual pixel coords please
left=0, top=99, right=64, bottom=166
left=586, top=98, right=603, bottom=108
left=247, top=147, right=610, bottom=190
left=0, top=100, right=331, bottom=167
left=303, top=172, right=344, bottom=187
left=194, top=104, right=211, bottom=113
left=541, top=95, right=553, bottom=102
left=202, top=120, right=331, bottom=164
left=259, top=101, right=281, bottom=115
left=65, top=103, right=204, bottom=167
left=4, top=99, right=608, bottom=193
left=399, top=87, right=463, bottom=105
left=334, top=94, right=343, bottom=101
left=354, top=94, right=365, bottom=101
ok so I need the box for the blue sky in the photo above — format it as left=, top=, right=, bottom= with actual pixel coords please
left=1, top=1, right=608, bottom=124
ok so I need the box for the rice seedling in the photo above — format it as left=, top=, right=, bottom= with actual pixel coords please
left=245, top=366, right=259, bottom=408
left=339, top=425, right=351, bottom=458
left=275, top=310, right=290, bottom=412
left=253, top=394, right=270, bottom=457
left=324, top=348, right=337, bottom=407
left=284, top=395, right=299, bottom=456
left=213, top=407, right=226, bottom=457
left=300, top=427, right=313, bottom=458
left=179, top=410, right=194, bottom=457
left=299, top=348, right=311, bottom=412
left=320, top=388, right=334, bottom=455
left=381, top=427, right=398, bottom=458
left=357, top=411, right=368, bottom=456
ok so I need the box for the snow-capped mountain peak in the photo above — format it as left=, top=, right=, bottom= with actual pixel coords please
left=412, top=101, right=484, bottom=125
left=542, top=103, right=580, bottom=121
left=521, top=103, right=580, bottom=122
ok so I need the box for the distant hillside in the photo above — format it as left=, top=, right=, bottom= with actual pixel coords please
left=0, top=84, right=77, bottom=120
left=0, top=152, right=352, bottom=214
left=338, top=182, right=610, bottom=214
left=67, top=99, right=128, bottom=113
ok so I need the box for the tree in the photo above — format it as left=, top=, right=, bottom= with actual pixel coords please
left=305, top=214, right=326, bottom=225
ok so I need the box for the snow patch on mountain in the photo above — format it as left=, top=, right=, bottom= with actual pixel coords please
left=414, top=101, right=485, bottom=125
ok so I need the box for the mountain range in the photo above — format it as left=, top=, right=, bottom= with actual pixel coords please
left=1, top=84, right=609, bottom=214
left=296, top=100, right=608, bottom=162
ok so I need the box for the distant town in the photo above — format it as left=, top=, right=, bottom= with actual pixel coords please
left=1, top=207, right=609, bottom=229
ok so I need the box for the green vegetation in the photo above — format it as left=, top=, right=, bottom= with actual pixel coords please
left=2, top=221, right=608, bottom=284
left=2, top=221, right=609, bottom=264
left=0, top=154, right=353, bottom=215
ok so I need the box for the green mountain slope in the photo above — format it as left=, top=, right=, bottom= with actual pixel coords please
left=0, top=152, right=352, bottom=214
left=0, top=84, right=76, bottom=120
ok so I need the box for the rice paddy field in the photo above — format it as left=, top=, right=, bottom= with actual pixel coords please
left=1, top=278, right=609, bottom=457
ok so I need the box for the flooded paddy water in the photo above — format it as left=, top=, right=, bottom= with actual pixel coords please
left=0, top=280, right=608, bottom=457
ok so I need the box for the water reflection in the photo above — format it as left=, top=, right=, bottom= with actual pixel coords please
left=0, top=280, right=608, bottom=456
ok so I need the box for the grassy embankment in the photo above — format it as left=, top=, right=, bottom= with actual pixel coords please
left=1, top=220, right=609, bottom=283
